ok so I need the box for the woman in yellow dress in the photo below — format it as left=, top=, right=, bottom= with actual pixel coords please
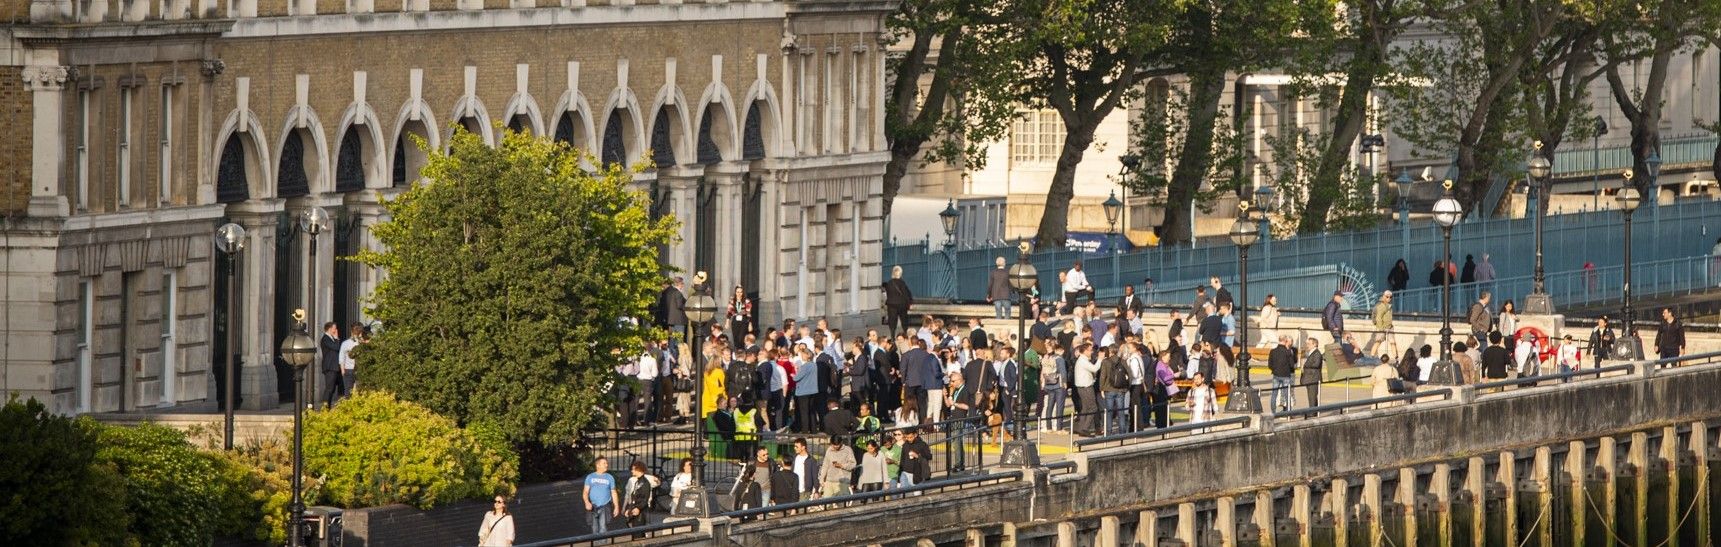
left=701, top=359, right=726, bottom=418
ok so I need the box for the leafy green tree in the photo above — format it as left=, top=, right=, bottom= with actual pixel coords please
left=303, top=390, right=518, bottom=509
left=1599, top=0, right=1721, bottom=185
left=989, top=0, right=1177, bottom=248
left=883, top=0, right=1023, bottom=215
left=0, top=397, right=127, bottom=546
left=354, top=127, right=677, bottom=446
left=93, top=423, right=227, bottom=547
left=1122, top=86, right=1243, bottom=231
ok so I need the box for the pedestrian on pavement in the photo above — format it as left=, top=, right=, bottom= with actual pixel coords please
left=1073, top=343, right=1101, bottom=436
left=1150, top=350, right=1178, bottom=428
left=1321, top=292, right=1346, bottom=342
left=1428, top=261, right=1448, bottom=287
left=1475, top=254, right=1497, bottom=283
left=1589, top=317, right=1616, bottom=365
left=1498, top=300, right=1519, bottom=349
left=1041, top=343, right=1068, bottom=431
left=1191, top=286, right=1210, bottom=323
left=1268, top=335, right=1298, bottom=412
left=790, top=438, right=820, bottom=501
left=819, top=436, right=856, bottom=498
left=1468, top=292, right=1493, bottom=347
left=319, top=322, right=344, bottom=409
left=1257, top=294, right=1281, bottom=349
left=338, top=322, right=362, bottom=396
left=582, top=457, right=620, bottom=534
left=621, top=461, right=658, bottom=528
left=1118, top=284, right=1146, bottom=318
left=1451, top=342, right=1478, bottom=384
left=1387, top=259, right=1411, bottom=292
left=1370, top=291, right=1396, bottom=356
left=899, top=429, right=933, bottom=488
left=1185, top=372, right=1219, bottom=423
left=1657, top=308, right=1686, bottom=360
left=1481, top=332, right=1511, bottom=380
left=1098, top=345, right=1130, bottom=435
left=857, top=440, right=888, bottom=493
left=1461, top=254, right=1477, bottom=284
left=882, top=266, right=914, bottom=337
left=987, top=256, right=1013, bottom=319
left=1064, top=261, right=1093, bottom=306
left=1300, top=338, right=1325, bottom=408
left=1210, top=277, right=1234, bottom=309
left=1557, top=335, right=1581, bottom=376
left=478, top=495, right=515, bottom=547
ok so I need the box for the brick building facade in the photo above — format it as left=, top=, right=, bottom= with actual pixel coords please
left=1, top=0, right=892, bottom=414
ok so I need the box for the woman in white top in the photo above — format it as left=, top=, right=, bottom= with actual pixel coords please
left=1185, top=372, right=1220, bottom=423
left=669, top=457, right=694, bottom=503
left=1256, top=294, right=1281, bottom=348
left=1498, top=300, right=1520, bottom=346
left=1414, top=345, right=1437, bottom=383
left=1556, top=335, right=1581, bottom=375
left=1514, top=335, right=1538, bottom=376
left=478, top=495, right=515, bottom=547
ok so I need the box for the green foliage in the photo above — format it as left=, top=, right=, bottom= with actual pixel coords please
left=0, top=397, right=128, bottom=546
left=1260, top=131, right=1383, bottom=234
left=302, top=390, right=518, bottom=509
left=354, top=127, right=676, bottom=446
left=1124, top=85, right=1243, bottom=212
left=92, top=423, right=228, bottom=547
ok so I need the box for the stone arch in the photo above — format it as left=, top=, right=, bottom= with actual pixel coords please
left=646, top=86, right=693, bottom=167
left=392, top=99, right=441, bottom=187
left=740, top=79, right=787, bottom=158
left=448, top=94, right=495, bottom=147
left=695, top=81, right=740, bottom=163
left=502, top=91, right=546, bottom=137
left=274, top=105, right=332, bottom=197
left=551, top=89, right=598, bottom=157
left=333, top=102, right=388, bottom=191
left=212, top=110, right=272, bottom=202
left=598, top=87, right=645, bottom=167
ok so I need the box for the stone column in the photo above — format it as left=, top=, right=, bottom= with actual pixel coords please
left=22, top=65, right=71, bottom=217
left=754, top=166, right=785, bottom=325
left=661, top=166, right=701, bottom=281
left=1628, top=432, right=1649, bottom=546
left=1330, top=477, right=1351, bottom=547
left=1255, top=490, right=1277, bottom=547
left=1566, top=441, right=1587, bottom=545
left=1360, top=474, right=1382, bottom=547
left=1531, top=446, right=1553, bottom=547
left=1497, top=450, right=1518, bottom=542
left=225, top=199, right=284, bottom=410
left=1396, top=467, right=1417, bottom=547
left=1136, top=509, right=1158, bottom=546
left=705, top=161, right=747, bottom=292
left=1097, top=515, right=1119, bottom=546
left=1430, top=463, right=1453, bottom=546
left=351, top=190, right=394, bottom=324
left=1465, top=456, right=1487, bottom=546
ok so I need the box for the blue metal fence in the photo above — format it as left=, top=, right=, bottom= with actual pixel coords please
left=884, top=196, right=1721, bottom=306
left=1390, top=254, right=1721, bottom=315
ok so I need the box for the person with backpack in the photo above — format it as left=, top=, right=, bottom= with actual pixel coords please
left=1099, top=345, right=1131, bottom=435
left=1072, top=343, right=1101, bottom=437
left=1040, top=343, right=1068, bottom=432
left=726, top=347, right=756, bottom=410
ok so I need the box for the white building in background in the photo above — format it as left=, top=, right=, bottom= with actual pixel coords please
left=893, top=40, right=1721, bottom=248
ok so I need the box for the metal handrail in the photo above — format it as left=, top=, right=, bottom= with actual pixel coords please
left=1073, top=415, right=1252, bottom=450
left=721, top=469, right=1023, bottom=521
left=1472, top=363, right=1635, bottom=391
left=512, top=519, right=699, bottom=547
left=1651, top=349, right=1721, bottom=369
left=1271, top=387, right=1455, bottom=420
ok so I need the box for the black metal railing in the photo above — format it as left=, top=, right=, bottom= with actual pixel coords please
left=722, top=469, right=1023, bottom=522
left=511, top=518, right=700, bottom=547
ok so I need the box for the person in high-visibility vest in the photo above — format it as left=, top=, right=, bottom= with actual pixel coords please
left=734, top=400, right=762, bottom=461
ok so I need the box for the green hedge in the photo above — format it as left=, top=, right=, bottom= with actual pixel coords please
left=303, top=390, right=518, bottom=509
left=94, top=423, right=227, bottom=546
left=0, top=397, right=128, bottom=546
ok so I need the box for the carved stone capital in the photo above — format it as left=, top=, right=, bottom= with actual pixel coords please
left=200, top=58, right=225, bottom=79
left=20, top=65, right=70, bottom=91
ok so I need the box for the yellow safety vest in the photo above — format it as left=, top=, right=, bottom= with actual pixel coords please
left=734, top=408, right=758, bottom=441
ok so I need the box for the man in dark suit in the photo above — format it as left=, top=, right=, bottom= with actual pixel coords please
left=1267, top=335, right=1298, bottom=412
left=318, top=322, right=343, bottom=409
left=968, top=318, right=990, bottom=350
left=655, top=276, right=687, bottom=341
left=883, top=266, right=915, bottom=337
left=1300, top=338, right=1326, bottom=408
left=899, top=335, right=930, bottom=421
left=1117, top=285, right=1145, bottom=318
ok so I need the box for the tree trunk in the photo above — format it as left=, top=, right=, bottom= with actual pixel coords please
left=1033, top=122, right=1099, bottom=249
left=1297, top=41, right=1380, bottom=234
left=881, top=25, right=954, bottom=216
left=1158, top=68, right=1226, bottom=246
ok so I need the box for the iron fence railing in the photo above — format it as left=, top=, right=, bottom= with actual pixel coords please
left=1388, top=254, right=1721, bottom=316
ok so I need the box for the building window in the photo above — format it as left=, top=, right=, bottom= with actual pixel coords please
left=1011, top=109, right=1065, bottom=165
left=159, top=85, right=174, bottom=205
left=77, top=90, right=90, bottom=211
left=78, top=280, right=93, bottom=413
left=161, top=271, right=177, bottom=405
left=118, top=87, right=133, bottom=209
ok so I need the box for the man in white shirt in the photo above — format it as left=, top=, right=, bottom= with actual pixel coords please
left=1124, top=343, right=1146, bottom=432
left=637, top=346, right=660, bottom=425
left=338, top=323, right=362, bottom=395
left=1064, top=261, right=1092, bottom=306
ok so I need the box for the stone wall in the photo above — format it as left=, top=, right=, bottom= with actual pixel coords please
left=341, top=480, right=588, bottom=546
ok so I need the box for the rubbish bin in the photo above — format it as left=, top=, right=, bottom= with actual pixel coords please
left=302, top=506, right=344, bottom=547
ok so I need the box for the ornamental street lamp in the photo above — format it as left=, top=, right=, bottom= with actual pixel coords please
left=214, top=223, right=247, bottom=450
left=1524, top=142, right=1554, bottom=314
left=1645, top=150, right=1663, bottom=224
left=1617, top=176, right=1644, bottom=360
left=1592, top=117, right=1608, bottom=210
left=299, top=207, right=330, bottom=407
left=1396, top=169, right=1413, bottom=262
left=1003, top=242, right=1039, bottom=466
left=1360, top=133, right=1386, bottom=183
left=939, top=199, right=960, bottom=249
left=1429, top=181, right=1464, bottom=384
left=1102, top=191, right=1123, bottom=243
left=1222, top=202, right=1263, bottom=413
left=278, top=314, right=316, bottom=547
left=673, top=290, right=718, bottom=518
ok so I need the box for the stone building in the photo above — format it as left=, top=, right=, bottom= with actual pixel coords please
left=0, top=0, right=892, bottom=414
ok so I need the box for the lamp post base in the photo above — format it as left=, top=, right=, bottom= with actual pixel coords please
left=1001, top=439, right=1041, bottom=467
left=1522, top=293, right=1555, bottom=315
left=1615, top=334, right=1644, bottom=361
left=1427, top=359, right=1462, bottom=385
left=1223, top=385, right=1263, bottom=413
left=671, top=485, right=719, bottom=519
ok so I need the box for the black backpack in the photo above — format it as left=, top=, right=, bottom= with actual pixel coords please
left=729, top=361, right=756, bottom=398
left=1106, top=358, right=1132, bottom=390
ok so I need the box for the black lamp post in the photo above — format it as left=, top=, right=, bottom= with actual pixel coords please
left=278, top=313, right=316, bottom=547
left=1430, top=181, right=1464, bottom=382
left=1396, top=169, right=1412, bottom=263
left=1592, top=117, right=1607, bottom=210
left=1525, top=142, right=1554, bottom=314
left=939, top=199, right=960, bottom=249
left=1617, top=175, right=1643, bottom=360
left=215, top=223, right=246, bottom=450
left=1222, top=200, right=1263, bottom=412
left=1645, top=150, right=1662, bottom=218
left=1360, top=133, right=1385, bottom=184
left=673, top=290, right=718, bottom=518
left=1102, top=190, right=1122, bottom=288
left=1003, top=243, right=1038, bottom=466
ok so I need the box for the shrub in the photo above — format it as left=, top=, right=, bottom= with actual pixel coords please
left=93, top=423, right=228, bottom=546
left=303, top=390, right=518, bottom=509
left=0, top=397, right=127, bottom=546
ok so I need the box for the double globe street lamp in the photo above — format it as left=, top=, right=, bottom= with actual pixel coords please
left=1617, top=173, right=1643, bottom=360
left=1223, top=186, right=1274, bottom=413
left=1003, top=242, right=1038, bottom=466
left=214, top=223, right=247, bottom=450
left=278, top=314, right=316, bottom=547
left=673, top=290, right=719, bottom=518
left=1428, top=181, right=1465, bottom=384
left=1524, top=142, right=1554, bottom=314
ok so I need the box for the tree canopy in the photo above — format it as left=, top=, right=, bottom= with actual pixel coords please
left=354, top=128, right=677, bottom=446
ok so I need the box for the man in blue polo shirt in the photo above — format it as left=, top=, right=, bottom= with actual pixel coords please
left=583, top=456, right=620, bottom=533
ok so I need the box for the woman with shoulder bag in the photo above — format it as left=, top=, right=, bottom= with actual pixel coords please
left=478, top=495, right=515, bottom=547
